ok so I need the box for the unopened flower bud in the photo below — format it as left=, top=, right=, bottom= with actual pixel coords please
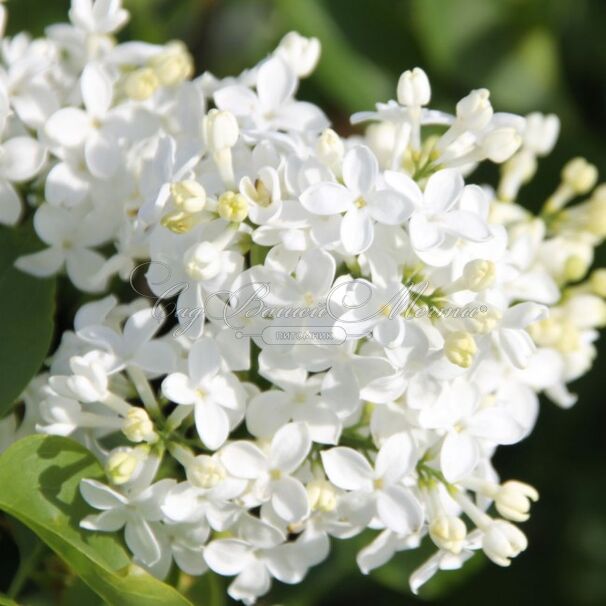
left=462, top=259, right=496, bottom=291
left=456, top=88, right=493, bottom=131
left=171, top=180, right=206, bottom=213
left=589, top=269, right=606, bottom=297
left=183, top=242, right=221, bottom=281
left=217, top=191, right=248, bottom=223
left=563, top=255, right=588, bottom=283
left=122, top=407, right=157, bottom=443
left=429, top=515, right=467, bottom=554
left=150, top=41, right=193, bottom=87
left=585, top=196, right=606, bottom=237
left=187, top=455, right=227, bottom=489
left=397, top=67, right=430, bottom=107
left=106, top=449, right=139, bottom=485
left=202, top=109, right=239, bottom=153
left=482, top=520, right=528, bottom=566
left=494, top=481, right=539, bottom=522
left=307, top=479, right=337, bottom=512
left=444, top=331, right=477, bottom=368
left=523, top=112, right=560, bottom=156
left=562, top=157, right=598, bottom=195
left=316, top=128, right=344, bottom=171
left=124, top=67, right=159, bottom=101
left=480, top=128, right=522, bottom=163
left=276, top=31, right=321, bottom=78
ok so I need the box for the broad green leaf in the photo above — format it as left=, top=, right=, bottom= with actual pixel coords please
left=0, top=435, right=193, bottom=606
left=0, top=596, right=20, bottom=606
left=0, top=226, right=55, bottom=416
left=274, top=0, right=393, bottom=111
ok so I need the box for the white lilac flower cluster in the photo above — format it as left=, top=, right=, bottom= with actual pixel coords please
left=2, top=1, right=606, bottom=603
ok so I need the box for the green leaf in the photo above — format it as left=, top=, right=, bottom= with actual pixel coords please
left=0, top=226, right=56, bottom=416
left=274, top=0, right=393, bottom=112
left=0, top=595, right=20, bottom=606
left=0, top=435, right=193, bottom=606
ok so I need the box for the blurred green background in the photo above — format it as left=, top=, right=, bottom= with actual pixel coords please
left=3, top=0, right=606, bottom=605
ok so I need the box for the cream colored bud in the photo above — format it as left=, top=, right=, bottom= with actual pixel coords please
left=217, top=191, right=248, bottom=222
left=276, top=31, right=321, bottom=78
left=462, top=259, right=496, bottom=291
left=316, top=128, right=344, bottom=169
left=124, top=68, right=159, bottom=101
left=589, top=269, right=606, bottom=297
left=563, top=255, right=589, bottom=283
left=562, top=157, right=598, bottom=195
left=466, top=307, right=502, bottom=335
left=444, top=331, right=477, bottom=368
left=307, top=479, right=337, bottom=512
left=494, top=481, right=539, bottom=523
left=171, top=180, right=206, bottom=213
left=183, top=242, right=221, bottom=281
left=586, top=196, right=606, bottom=237
left=429, top=515, right=467, bottom=554
left=202, top=109, right=239, bottom=153
left=481, top=128, right=522, bottom=163
left=150, top=41, right=194, bottom=87
left=397, top=67, right=431, bottom=107
left=122, top=407, right=156, bottom=443
left=106, top=449, right=139, bottom=485
left=456, top=88, right=493, bottom=131
left=187, top=455, right=227, bottom=489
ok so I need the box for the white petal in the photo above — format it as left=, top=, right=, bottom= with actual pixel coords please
left=440, top=210, right=491, bottom=242
left=45, top=163, right=89, bottom=207
left=204, top=539, right=251, bottom=575
left=271, top=476, right=310, bottom=522
left=0, top=137, right=46, bottom=182
left=409, top=213, right=442, bottom=251
left=376, top=485, right=423, bottom=534
left=0, top=181, right=22, bottom=225
left=294, top=406, right=341, bottom=445
left=220, top=441, right=268, bottom=479
left=80, top=478, right=127, bottom=510
left=124, top=307, right=161, bottom=352
left=375, top=432, right=415, bottom=485
left=468, top=408, right=523, bottom=445
left=125, top=519, right=161, bottom=566
left=228, top=561, right=271, bottom=603
left=342, top=145, right=378, bottom=196
left=80, top=509, right=126, bottom=531
left=45, top=108, right=91, bottom=147
left=321, top=447, right=374, bottom=491
left=341, top=208, right=373, bottom=254
left=162, top=373, right=196, bottom=405
left=195, top=401, right=230, bottom=450
left=300, top=182, right=352, bottom=215
left=367, top=189, right=413, bottom=225
left=15, top=247, right=64, bottom=278
left=85, top=130, right=120, bottom=179
left=81, top=62, right=113, bottom=118
left=245, top=391, right=292, bottom=438
left=440, top=431, right=479, bottom=482
left=296, top=248, right=336, bottom=297
left=65, top=248, right=107, bottom=292
left=257, top=56, right=296, bottom=112
left=424, top=169, right=464, bottom=212
left=499, top=328, right=536, bottom=369
left=213, top=85, right=259, bottom=116
left=270, top=422, right=311, bottom=473
left=188, top=337, right=221, bottom=384
left=383, top=170, right=423, bottom=207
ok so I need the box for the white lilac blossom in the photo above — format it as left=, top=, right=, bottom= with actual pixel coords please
left=2, top=1, right=605, bottom=604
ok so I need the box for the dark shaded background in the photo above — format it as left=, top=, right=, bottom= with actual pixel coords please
left=3, top=1, right=605, bottom=604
